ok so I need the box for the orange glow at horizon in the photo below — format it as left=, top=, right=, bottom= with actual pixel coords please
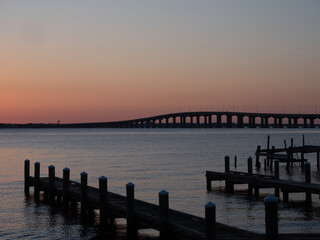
left=1, top=1, right=320, bottom=123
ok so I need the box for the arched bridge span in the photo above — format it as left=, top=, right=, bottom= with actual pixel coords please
left=77, top=112, right=320, bottom=128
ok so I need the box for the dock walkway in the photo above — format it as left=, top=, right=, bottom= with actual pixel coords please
left=25, top=160, right=262, bottom=240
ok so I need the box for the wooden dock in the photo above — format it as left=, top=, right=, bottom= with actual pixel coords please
left=255, top=135, right=320, bottom=170
left=24, top=160, right=264, bottom=240
left=206, top=156, right=320, bottom=207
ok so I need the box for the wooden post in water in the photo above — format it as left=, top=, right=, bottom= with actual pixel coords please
left=248, top=157, right=253, bottom=195
left=81, top=172, right=88, bottom=218
left=264, top=195, right=279, bottom=240
left=255, top=145, right=261, bottom=168
left=99, top=176, right=108, bottom=230
left=159, top=190, right=169, bottom=240
left=225, top=155, right=233, bottom=193
left=63, top=168, right=70, bottom=210
left=24, top=159, right=30, bottom=196
left=266, top=135, right=270, bottom=166
left=317, top=152, right=319, bottom=170
left=34, top=162, right=40, bottom=201
left=225, top=155, right=230, bottom=173
left=126, top=182, right=136, bottom=239
left=301, top=135, right=305, bottom=169
left=48, top=165, right=55, bottom=204
left=206, top=176, right=212, bottom=192
left=270, top=146, right=275, bottom=169
left=205, top=202, right=216, bottom=240
left=274, top=160, right=280, bottom=198
left=305, top=162, right=312, bottom=207
left=234, top=155, right=237, bottom=168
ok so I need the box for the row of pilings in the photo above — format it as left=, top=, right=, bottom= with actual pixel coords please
left=25, top=160, right=281, bottom=240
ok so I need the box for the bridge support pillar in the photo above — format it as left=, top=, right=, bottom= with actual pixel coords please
left=208, top=115, right=212, bottom=128
left=288, top=118, right=292, bottom=128
left=237, top=116, right=243, bottom=128
left=304, top=118, right=308, bottom=128
left=310, top=118, right=315, bottom=128
left=278, top=118, right=283, bottom=128
left=216, top=115, right=221, bottom=128
left=265, top=117, right=269, bottom=128
left=294, top=118, right=298, bottom=128
left=227, top=115, right=232, bottom=128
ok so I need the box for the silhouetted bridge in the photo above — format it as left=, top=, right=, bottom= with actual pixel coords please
left=2, top=111, right=320, bottom=128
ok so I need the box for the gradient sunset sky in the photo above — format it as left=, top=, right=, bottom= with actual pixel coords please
left=1, top=1, right=320, bottom=123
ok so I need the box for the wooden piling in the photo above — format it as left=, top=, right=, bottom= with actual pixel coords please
left=126, top=182, right=136, bottom=239
left=159, top=190, right=169, bottom=240
left=99, top=176, right=108, bottom=229
left=255, top=145, right=261, bottom=168
left=224, top=155, right=230, bottom=173
left=248, top=157, right=253, bottom=175
left=206, top=177, right=212, bottom=192
left=48, top=165, right=55, bottom=204
left=270, top=146, right=275, bottom=169
left=225, top=155, right=233, bottom=193
left=305, top=162, right=312, bottom=207
left=63, top=168, right=70, bottom=210
left=24, top=159, right=30, bottom=196
left=264, top=195, right=279, bottom=240
left=248, top=157, right=253, bottom=195
left=34, top=162, right=40, bottom=201
left=234, top=155, right=237, bottom=168
left=205, top=202, right=216, bottom=240
left=81, top=172, right=88, bottom=218
left=317, top=152, right=319, bottom=170
left=274, top=160, right=280, bottom=198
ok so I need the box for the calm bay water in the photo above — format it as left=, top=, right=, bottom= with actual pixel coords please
left=1, top=128, right=320, bottom=239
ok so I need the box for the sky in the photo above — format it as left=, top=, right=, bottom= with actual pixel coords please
left=1, top=1, right=320, bottom=123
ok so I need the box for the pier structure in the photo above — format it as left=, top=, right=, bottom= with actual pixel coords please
left=206, top=156, right=320, bottom=208
left=24, top=160, right=260, bottom=240
left=3, top=111, right=320, bottom=128
left=255, top=135, right=320, bottom=170
left=24, top=160, right=320, bottom=240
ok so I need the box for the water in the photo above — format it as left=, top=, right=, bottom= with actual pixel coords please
left=1, top=128, right=320, bottom=239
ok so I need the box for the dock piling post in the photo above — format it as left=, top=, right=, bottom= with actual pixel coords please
left=81, top=172, right=88, bottom=218
left=248, top=156, right=253, bottom=175
left=159, top=190, right=169, bottom=240
left=24, top=159, right=30, bottom=196
left=274, top=160, right=280, bottom=198
left=248, top=157, right=253, bottom=195
left=48, top=165, right=55, bottom=204
left=126, top=182, right=136, bottom=239
left=305, top=162, right=312, bottom=207
left=63, top=168, right=70, bottom=210
left=99, top=176, right=108, bottom=229
left=225, top=156, right=233, bottom=192
left=225, top=155, right=230, bottom=173
left=34, top=162, right=40, bottom=201
left=317, top=152, right=319, bottom=170
left=206, top=176, right=212, bottom=192
left=264, top=195, right=279, bottom=240
left=255, top=145, right=261, bottom=168
left=234, top=156, right=237, bottom=168
left=205, top=202, right=216, bottom=240
left=270, top=146, right=275, bottom=169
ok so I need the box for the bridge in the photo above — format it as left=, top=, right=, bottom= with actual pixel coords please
left=2, top=111, right=320, bottom=128
left=68, top=111, right=320, bottom=128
